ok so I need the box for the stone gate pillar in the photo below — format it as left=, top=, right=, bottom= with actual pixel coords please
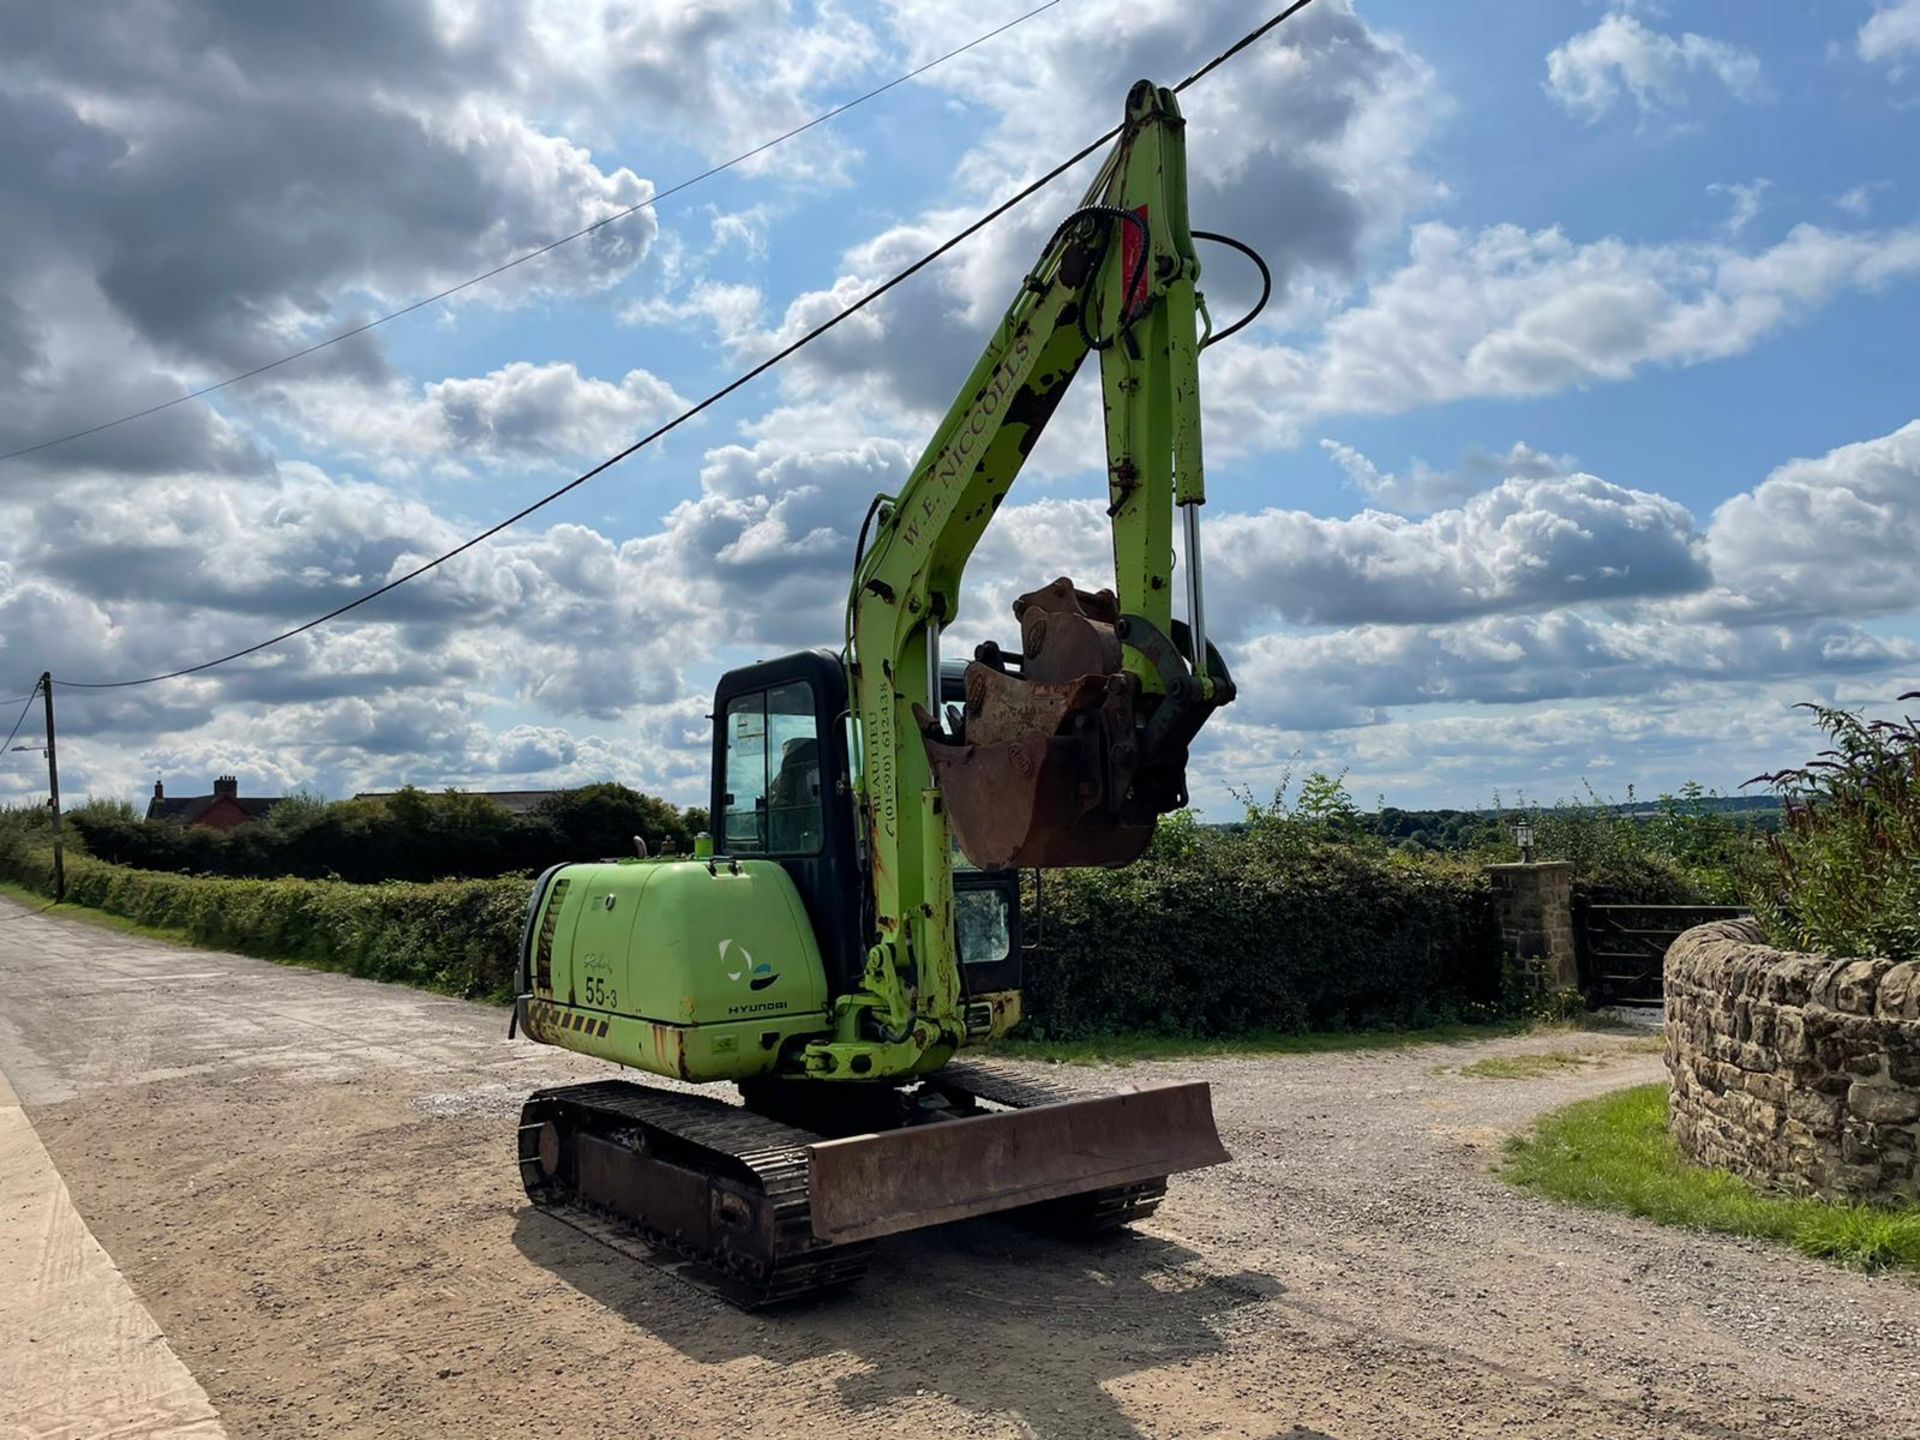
left=1487, top=861, right=1578, bottom=992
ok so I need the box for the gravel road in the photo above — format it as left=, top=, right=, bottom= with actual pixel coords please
left=1, top=895, right=1915, bottom=1440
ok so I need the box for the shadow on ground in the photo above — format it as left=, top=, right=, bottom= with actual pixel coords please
left=512, top=1206, right=1306, bottom=1439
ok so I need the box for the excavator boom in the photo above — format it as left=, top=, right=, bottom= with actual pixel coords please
left=829, top=78, right=1233, bottom=1079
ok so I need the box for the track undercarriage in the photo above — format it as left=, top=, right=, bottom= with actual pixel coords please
left=518, top=1061, right=1216, bottom=1307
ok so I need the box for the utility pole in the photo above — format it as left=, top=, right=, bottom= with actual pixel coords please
left=41, top=672, right=62, bottom=902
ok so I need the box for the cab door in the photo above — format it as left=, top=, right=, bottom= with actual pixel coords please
left=710, top=652, right=865, bottom=996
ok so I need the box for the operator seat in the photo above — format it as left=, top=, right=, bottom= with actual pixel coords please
left=768, top=735, right=822, bottom=852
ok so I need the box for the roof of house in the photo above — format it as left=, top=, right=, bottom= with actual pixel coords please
left=147, top=795, right=281, bottom=824
left=352, top=789, right=562, bottom=815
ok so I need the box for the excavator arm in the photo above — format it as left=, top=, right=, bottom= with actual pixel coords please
left=817, top=81, right=1235, bottom=1079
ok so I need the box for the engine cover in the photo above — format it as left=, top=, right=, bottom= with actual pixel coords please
left=517, top=858, right=832, bottom=1081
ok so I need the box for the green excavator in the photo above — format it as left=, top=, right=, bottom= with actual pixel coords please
left=515, top=80, right=1248, bottom=1305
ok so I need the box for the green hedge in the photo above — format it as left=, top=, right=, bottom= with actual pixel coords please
left=1, top=846, right=527, bottom=1000
left=1022, top=825, right=1504, bottom=1040
left=1745, top=701, right=1920, bottom=965
left=71, top=782, right=702, bottom=884
left=3, top=820, right=1507, bottom=1034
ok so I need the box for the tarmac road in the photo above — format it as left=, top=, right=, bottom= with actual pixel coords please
left=1, top=895, right=1915, bottom=1439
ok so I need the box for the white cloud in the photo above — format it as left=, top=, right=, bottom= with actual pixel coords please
left=1318, top=439, right=1574, bottom=514
left=1199, top=683, right=1920, bottom=815
left=619, top=12, right=1920, bottom=491
left=1209, top=472, right=1709, bottom=631
left=515, top=0, right=881, bottom=181
left=622, top=280, right=768, bottom=339
left=264, top=361, right=689, bottom=474
left=1836, top=182, right=1892, bottom=218
left=709, top=205, right=774, bottom=260
left=1545, top=12, right=1768, bottom=121
left=975, top=468, right=1709, bottom=637
left=1860, top=1, right=1920, bottom=66
left=1227, top=612, right=1912, bottom=732
left=624, top=419, right=919, bottom=650
left=0, top=466, right=713, bottom=727
left=0, top=0, right=905, bottom=481
left=1693, top=419, right=1920, bottom=623
left=0, top=14, right=665, bottom=481
left=660, top=0, right=1446, bottom=427
left=1708, top=178, right=1770, bottom=237
left=66, top=697, right=717, bottom=815
left=9, top=411, right=1920, bottom=816
left=1206, top=220, right=1920, bottom=446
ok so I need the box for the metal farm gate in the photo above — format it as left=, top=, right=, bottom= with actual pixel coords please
left=1576, top=902, right=1751, bottom=1007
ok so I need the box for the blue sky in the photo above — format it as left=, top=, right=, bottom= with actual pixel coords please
left=2, top=0, right=1917, bottom=819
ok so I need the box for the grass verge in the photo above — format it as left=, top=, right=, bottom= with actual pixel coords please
left=1505, top=1083, right=1920, bottom=1272
left=0, top=861, right=527, bottom=1001
left=0, top=879, right=196, bottom=948
left=1456, top=1036, right=1664, bottom=1079
left=1459, top=1050, right=1596, bottom=1080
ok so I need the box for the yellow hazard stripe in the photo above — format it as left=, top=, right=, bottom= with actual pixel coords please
left=530, top=1002, right=610, bottom=1040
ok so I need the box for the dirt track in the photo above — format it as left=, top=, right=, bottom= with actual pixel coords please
left=1, top=896, right=1916, bottom=1440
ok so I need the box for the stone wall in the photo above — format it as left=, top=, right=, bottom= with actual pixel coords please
left=1665, top=918, right=1920, bottom=1203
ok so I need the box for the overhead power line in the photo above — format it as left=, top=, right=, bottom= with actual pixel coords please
left=0, top=0, right=1067, bottom=465
left=1172, top=0, right=1317, bottom=93
left=45, top=0, right=1319, bottom=695
left=1, top=680, right=42, bottom=756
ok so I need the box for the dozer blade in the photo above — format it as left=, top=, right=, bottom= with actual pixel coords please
left=806, top=1081, right=1228, bottom=1245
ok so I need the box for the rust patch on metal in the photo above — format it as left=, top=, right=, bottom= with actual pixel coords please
left=960, top=664, right=1109, bottom=749
left=987, top=989, right=1021, bottom=1036
left=918, top=579, right=1151, bottom=869
left=520, top=1001, right=559, bottom=1045
left=808, top=1081, right=1230, bottom=1244
left=921, top=718, right=1151, bottom=870
left=1014, top=577, right=1122, bottom=684
left=651, top=1021, right=692, bottom=1080
left=922, top=577, right=1227, bottom=870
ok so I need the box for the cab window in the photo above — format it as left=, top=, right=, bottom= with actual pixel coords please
left=722, top=682, right=822, bottom=855
left=955, top=887, right=1011, bottom=967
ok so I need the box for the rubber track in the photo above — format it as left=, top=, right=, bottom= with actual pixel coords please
left=934, top=1057, right=1096, bottom=1109
left=519, top=1079, right=870, bottom=1307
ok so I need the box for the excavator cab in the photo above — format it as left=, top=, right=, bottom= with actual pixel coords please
left=710, top=649, right=1026, bottom=1006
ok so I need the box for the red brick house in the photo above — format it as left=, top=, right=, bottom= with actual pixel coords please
left=146, top=775, right=281, bottom=831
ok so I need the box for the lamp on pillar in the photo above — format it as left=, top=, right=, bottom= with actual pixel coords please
left=1513, top=819, right=1535, bottom=864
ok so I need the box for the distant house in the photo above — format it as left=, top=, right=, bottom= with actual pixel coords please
left=352, top=789, right=562, bottom=815
left=147, top=775, right=281, bottom=831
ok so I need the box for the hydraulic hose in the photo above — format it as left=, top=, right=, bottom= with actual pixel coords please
left=1191, top=230, right=1272, bottom=347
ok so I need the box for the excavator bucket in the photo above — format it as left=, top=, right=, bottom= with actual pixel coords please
left=806, top=1080, right=1229, bottom=1244
left=922, top=578, right=1220, bottom=870
left=924, top=718, right=1156, bottom=870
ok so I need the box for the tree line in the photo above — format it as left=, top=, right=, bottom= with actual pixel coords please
left=68, top=783, right=710, bottom=884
